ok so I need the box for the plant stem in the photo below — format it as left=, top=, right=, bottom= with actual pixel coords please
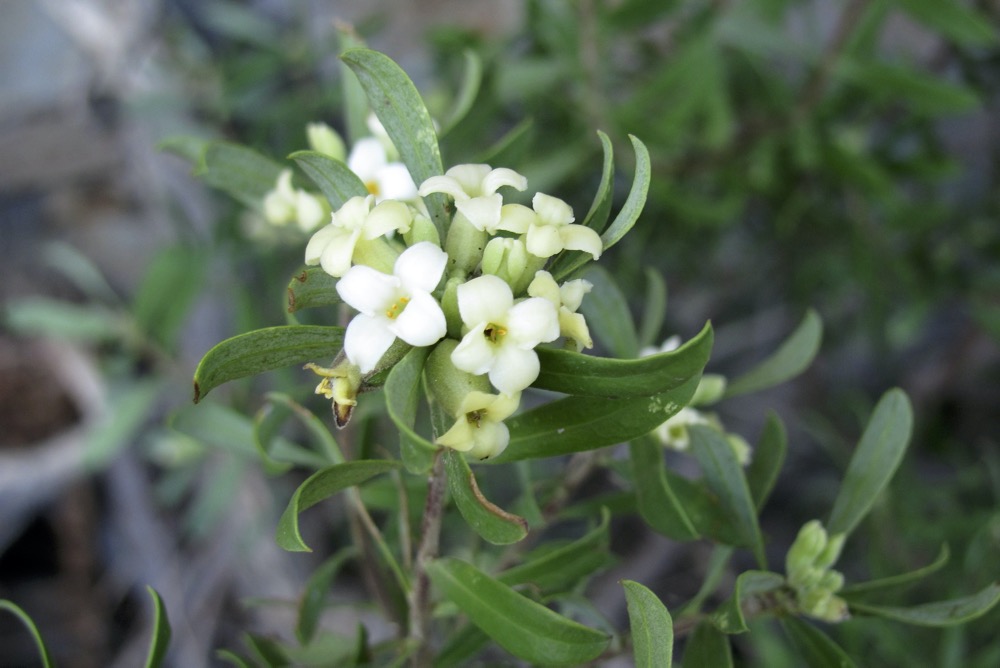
left=408, top=449, right=446, bottom=667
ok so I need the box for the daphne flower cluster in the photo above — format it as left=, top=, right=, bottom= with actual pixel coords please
left=304, top=162, right=603, bottom=459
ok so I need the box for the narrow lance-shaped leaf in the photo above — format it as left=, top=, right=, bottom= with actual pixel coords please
left=445, top=449, right=528, bottom=545
left=496, top=375, right=702, bottom=463
left=781, top=617, right=858, bottom=668
left=683, top=622, right=733, bottom=668
left=841, top=544, right=949, bottom=596
left=439, top=50, right=483, bottom=136
left=0, top=600, right=54, bottom=668
left=287, top=266, right=342, bottom=313
left=630, top=436, right=699, bottom=541
left=297, top=547, right=358, bottom=644
left=711, top=571, right=785, bottom=634
left=427, top=557, right=610, bottom=665
left=275, top=460, right=401, bottom=552
left=290, top=150, right=368, bottom=210
left=638, top=267, right=668, bottom=350
left=896, top=0, right=998, bottom=47
left=341, top=49, right=449, bottom=235
left=143, top=586, right=172, bottom=668
left=536, top=322, right=712, bottom=397
left=193, top=325, right=344, bottom=402
left=724, top=309, right=822, bottom=398
left=576, top=264, right=641, bottom=359
left=336, top=23, right=370, bottom=143
left=689, top=425, right=767, bottom=567
left=747, top=412, right=787, bottom=510
left=622, top=580, right=673, bottom=668
left=384, top=346, right=438, bottom=473
left=848, top=582, right=1000, bottom=627
left=827, top=388, right=913, bottom=536
left=196, top=142, right=284, bottom=209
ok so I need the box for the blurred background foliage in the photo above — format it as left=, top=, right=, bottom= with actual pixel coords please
left=2, top=0, right=999, bottom=665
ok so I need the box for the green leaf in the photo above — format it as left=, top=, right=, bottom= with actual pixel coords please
left=158, top=134, right=211, bottom=165
left=384, top=346, right=437, bottom=473
left=445, top=449, right=528, bottom=545
left=427, top=558, right=610, bottom=665
left=336, top=24, right=370, bottom=143
left=724, top=309, right=823, bottom=398
left=132, top=246, right=206, bottom=350
left=630, top=436, right=699, bottom=540
left=340, top=49, right=448, bottom=235
left=747, top=412, right=787, bottom=510
left=827, top=388, right=913, bottom=536
left=196, top=142, right=284, bottom=209
left=895, top=0, right=998, bottom=47
left=711, top=571, right=785, bottom=634
left=84, top=380, right=163, bottom=470
left=638, top=268, right=668, bottom=350
left=689, top=425, right=767, bottom=567
left=781, top=617, right=858, bottom=668
left=440, top=50, right=483, bottom=136
left=622, top=580, right=673, bottom=668
left=576, top=264, right=640, bottom=358
left=848, top=582, right=1000, bottom=627
left=261, top=392, right=345, bottom=465
left=290, top=150, right=368, bottom=210
left=297, top=548, right=358, bottom=644
left=286, top=266, right=341, bottom=313
left=215, top=649, right=253, bottom=668
left=841, top=544, right=949, bottom=596
left=683, top=622, right=733, bottom=668
left=245, top=633, right=292, bottom=666
left=839, top=60, right=980, bottom=116
left=275, top=460, right=401, bottom=552
left=434, top=624, right=490, bottom=668
left=192, top=325, right=344, bottom=402
left=496, top=375, right=702, bottom=463
left=536, top=322, right=712, bottom=397
left=4, top=298, right=125, bottom=343
left=499, top=510, right=612, bottom=593
left=0, top=599, right=54, bottom=668
left=143, top=586, right=172, bottom=668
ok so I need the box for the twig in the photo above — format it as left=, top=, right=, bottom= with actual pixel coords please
left=408, top=450, right=447, bottom=667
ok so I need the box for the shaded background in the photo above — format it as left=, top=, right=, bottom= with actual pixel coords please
left=2, top=0, right=999, bottom=665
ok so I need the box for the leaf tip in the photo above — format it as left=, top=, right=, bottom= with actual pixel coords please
left=192, top=381, right=202, bottom=404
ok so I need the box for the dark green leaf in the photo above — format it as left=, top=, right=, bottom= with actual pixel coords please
left=132, top=246, right=206, bottom=350
left=340, top=49, right=448, bottom=235
left=192, top=325, right=344, bottom=402
left=434, top=624, right=490, bottom=668
left=747, top=412, right=787, bottom=510
left=290, top=150, right=368, bottom=210
left=143, top=586, right=172, bottom=668
left=536, top=322, right=712, bottom=397
left=781, top=617, right=858, bottom=668
left=638, top=268, right=668, bottom=350
left=630, top=436, right=699, bottom=540
left=440, top=50, right=483, bottom=136
left=690, top=425, right=767, bottom=567
left=839, top=60, right=980, bottom=116
left=725, top=310, right=822, bottom=398
left=0, top=599, right=54, bottom=668
left=445, top=449, right=528, bottom=545
left=576, top=264, right=640, bottom=358
left=286, top=266, right=341, bottom=313
left=427, top=558, right=610, bottom=665
left=197, top=142, right=285, bottom=209
left=262, top=392, right=344, bottom=465
left=297, top=548, right=357, bottom=644
left=499, top=510, right=612, bottom=593
left=827, top=388, right=913, bottom=536
left=245, top=633, right=291, bottom=666
left=275, top=460, right=401, bottom=552
left=495, top=375, right=702, bottom=463
left=683, top=622, right=733, bottom=668
left=842, top=544, right=949, bottom=596
left=848, top=582, right=1000, bottom=626
left=215, top=649, right=253, bottom=668
left=253, top=399, right=298, bottom=475
left=384, top=347, right=437, bottom=473
left=895, top=0, right=998, bottom=47
left=622, top=580, right=673, bottom=668
left=711, top=571, right=785, bottom=634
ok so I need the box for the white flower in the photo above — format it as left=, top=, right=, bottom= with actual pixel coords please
left=498, top=193, right=603, bottom=259
left=527, top=270, right=594, bottom=351
left=418, top=164, right=527, bottom=233
left=639, top=335, right=681, bottom=358
left=304, top=195, right=412, bottom=277
left=436, top=391, right=521, bottom=459
left=348, top=137, right=418, bottom=202
left=263, top=169, right=327, bottom=232
left=451, top=274, right=560, bottom=394
left=653, top=407, right=710, bottom=452
left=336, top=242, right=448, bottom=373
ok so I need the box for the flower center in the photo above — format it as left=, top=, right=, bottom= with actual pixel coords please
left=365, top=180, right=380, bottom=197
left=465, top=409, right=485, bottom=428
left=385, top=296, right=410, bottom=320
left=483, top=323, right=507, bottom=344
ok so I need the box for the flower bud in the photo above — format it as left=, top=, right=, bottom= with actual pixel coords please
left=443, top=214, right=487, bottom=277
left=403, top=210, right=441, bottom=247
left=482, top=237, right=529, bottom=288
left=691, top=374, right=727, bottom=406
left=815, top=532, right=846, bottom=571
left=306, top=122, right=346, bottom=160
left=424, top=339, right=491, bottom=416
left=786, top=520, right=828, bottom=582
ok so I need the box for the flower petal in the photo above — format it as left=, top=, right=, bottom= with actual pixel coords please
left=526, top=270, right=561, bottom=305
left=375, top=163, right=418, bottom=201
left=468, top=421, right=510, bottom=460
left=445, top=164, right=492, bottom=195
left=436, top=418, right=475, bottom=452
left=560, top=224, right=603, bottom=259
left=318, top=228, right=362, bottom=277
left=336, top=264, right=399, bottom=315
left=304, top=223, right=338, bottom=265
left=507, top=297, right=560, bottom=347
left=457, top=275, right=513, bottom=328
left=532, top=192, right=575, bottom=226
left=451, top=323, right=496, bottom=375
left=525, top=223, right=564, bottom=258
left=559, top=279, right=592, bottom=312
left=364, top=200, right=413, bottom=239
left=482, top=167, right=527, bottom=195
left=394, top=242, right=447, bottom=293
left=347, top=137, right=388, bottom=182
left=332, top=195, right=375, bottom=230
left=418, top=175, right=469, bottom=200
left=489, top=345, right=539, bottom=394
left=497, top=203, right=535, bottom=234
left=344, top=313, right=397, bottom=373
left=390, top=290, right=446, bottom=347
left=455, top=194, right=503, bottom=232
left=295, top=192, right=326, bottom=231
left=488, top=392, right=521, bottom=421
